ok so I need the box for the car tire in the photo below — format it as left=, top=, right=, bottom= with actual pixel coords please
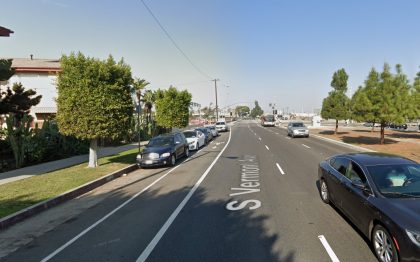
left=185, top=148, right=189, bottom=158
left=372, top=225, right=399, bottom=262
left=170, top=155, right=176, bottom=166
left=320, top=179, right=330, bottom=204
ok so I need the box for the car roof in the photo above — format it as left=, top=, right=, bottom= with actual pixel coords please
left=333, top=152, right=417, bottom=166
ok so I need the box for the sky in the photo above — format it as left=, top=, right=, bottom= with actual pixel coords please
left=1, top=0, right=420, bottom=113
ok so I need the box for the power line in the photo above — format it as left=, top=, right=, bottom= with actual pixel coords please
left=140, top=0, right=213, bottom=80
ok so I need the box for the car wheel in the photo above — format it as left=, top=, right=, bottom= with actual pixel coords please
left=185, top=148, right=189, bottom=158
left=372, top=225, right=399, bottom=262
left=170, top=155, right=176, bottom=166
left=320, top=179, right=330, bottom=204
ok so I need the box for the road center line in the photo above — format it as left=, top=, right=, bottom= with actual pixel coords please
left=318, top=235, right=340, bottom=262
left=136, top=129, right=233, bottom=262
left=276, top=163, right=285, bottom=175
left=265, top=145, right=270, bottom=150
left=302, top=144, right=311, bottom=149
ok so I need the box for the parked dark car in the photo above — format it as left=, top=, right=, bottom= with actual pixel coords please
left=318, top=153, right=420, bottom=262
left=195, top=127, right=213, bottom=144
left=136, top=132, right=189, bottom=167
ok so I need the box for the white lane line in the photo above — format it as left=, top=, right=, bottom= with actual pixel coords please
left=265, top=145, right=270, bottom=150
left=210, top=141, right=214, bottom=144
left=212, top=146, right=217, bottom=149
left=285, top=136, right=291, bottom=140
left=258, top=137, right=262, bottom=141
left=276, top=163, right=285, bottom=175
left=41, top=164, right=183, bottom=261
left=302, top=144, right=311, bottom=149
left=318, top=235, right=340, bottom=262
left=275, top=132, right=279, bottom=135
left=136, top=129, right=233, bottom=262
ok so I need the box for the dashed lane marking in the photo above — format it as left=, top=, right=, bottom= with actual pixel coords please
left=265, top=145, right=270, bottom=150
left=318, top=235, right=340, bottom=262
left=302, top=144, right=311, bottom=149
left=276, top=163, right=285, bottom=175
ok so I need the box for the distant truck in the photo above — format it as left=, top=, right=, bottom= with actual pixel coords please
left=260, top=114, right=275, bottom=127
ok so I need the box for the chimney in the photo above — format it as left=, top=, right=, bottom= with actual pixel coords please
left=30, top=54, right=33, bottom=60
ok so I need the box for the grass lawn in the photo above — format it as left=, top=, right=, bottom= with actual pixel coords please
left=0, top=148, right=138, bottom=219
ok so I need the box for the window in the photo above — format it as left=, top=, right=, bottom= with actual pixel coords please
left=174, top=134, right=182, bottom=144
left=346, top=161, right=367, bottom=185
left=331, top=157, right=349, bottom=176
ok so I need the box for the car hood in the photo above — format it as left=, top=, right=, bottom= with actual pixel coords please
left=142, top=146, right=173, bottom=155
left=379, top=198, right=420, bottom=231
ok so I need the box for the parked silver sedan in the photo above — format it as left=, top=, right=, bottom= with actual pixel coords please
left=287, top=121, right=309, bottom=138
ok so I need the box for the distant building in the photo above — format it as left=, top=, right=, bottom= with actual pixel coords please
left=0, top=56, right=61, bottom=127
left=0, top=26, right=13, bottom=37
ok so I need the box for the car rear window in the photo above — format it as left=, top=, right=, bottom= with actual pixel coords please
left=216, top=122, right=225, bottom=125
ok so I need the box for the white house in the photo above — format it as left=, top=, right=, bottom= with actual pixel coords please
left=0, top=56, right=60, bottom=128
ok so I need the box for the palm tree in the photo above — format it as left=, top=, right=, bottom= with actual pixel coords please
left=143, top=90, right=155, bottom=134
left=132, top=78, right=150, bottom=152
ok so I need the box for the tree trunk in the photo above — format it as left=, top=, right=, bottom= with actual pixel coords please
left=88, top=139, right=98, bottom=168
left=371, top=121, right=375, bottom=132
left=380, top=124, right=385, bottom=144
left=335, top=119, right=338, bottom=135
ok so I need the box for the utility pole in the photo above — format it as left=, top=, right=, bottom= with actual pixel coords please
left=213, top=79, right=219, bottom=122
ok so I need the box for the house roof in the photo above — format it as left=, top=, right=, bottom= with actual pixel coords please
left=0, top=26, right=13, bottom=37
left=5, top=58, right=61, bottom=73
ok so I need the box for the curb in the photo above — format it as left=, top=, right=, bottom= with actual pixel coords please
left=0, top=164, right=138, bottom=231
left=311, top=134, right=375, bottom=152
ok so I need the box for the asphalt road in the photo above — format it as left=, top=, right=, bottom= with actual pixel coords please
left=1, top=120, right=379, bottom=262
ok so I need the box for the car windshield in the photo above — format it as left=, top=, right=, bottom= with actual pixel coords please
left=183, top=131, right=196, bottom=138
left=367, top=164, right=420, bottom=198
left=292, top=123, right=304, bottom=127
left=216, top=122, right=225, bottom=125
left=265, top=115, right=274, bottom=121
left=147, top=136, right=173, bottom=147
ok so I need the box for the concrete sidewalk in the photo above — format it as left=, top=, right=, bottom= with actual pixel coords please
left=0, top=142, right=147, bottom=186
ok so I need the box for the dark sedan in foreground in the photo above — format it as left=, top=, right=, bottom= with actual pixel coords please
left=318, top=153, right=420, bottom=262
left=137, top=132, right=189, bottom=167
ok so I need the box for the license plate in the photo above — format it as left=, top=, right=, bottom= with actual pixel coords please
left=144, top=160, right=153, bottom=165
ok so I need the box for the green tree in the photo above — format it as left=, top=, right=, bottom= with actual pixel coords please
left=413, top=71, right=420, bottom=118
left=155, top=86, right=192, bottom=129
left=0, top=83, right=42, bottom=122
left=235, top=105, right=250, bottom=117
left=56, top=52, right=134, bottom=167
left=374, top=64, right=412, bottom=144
left=250, top=101, right=263, bottom=118
left=351, top=86, right=373, bottom=123
left=0, top=59, right=14, bottom=81
left=6, top=113, right=32, bottom=168
left=321, top=68, right=350, bottom=134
